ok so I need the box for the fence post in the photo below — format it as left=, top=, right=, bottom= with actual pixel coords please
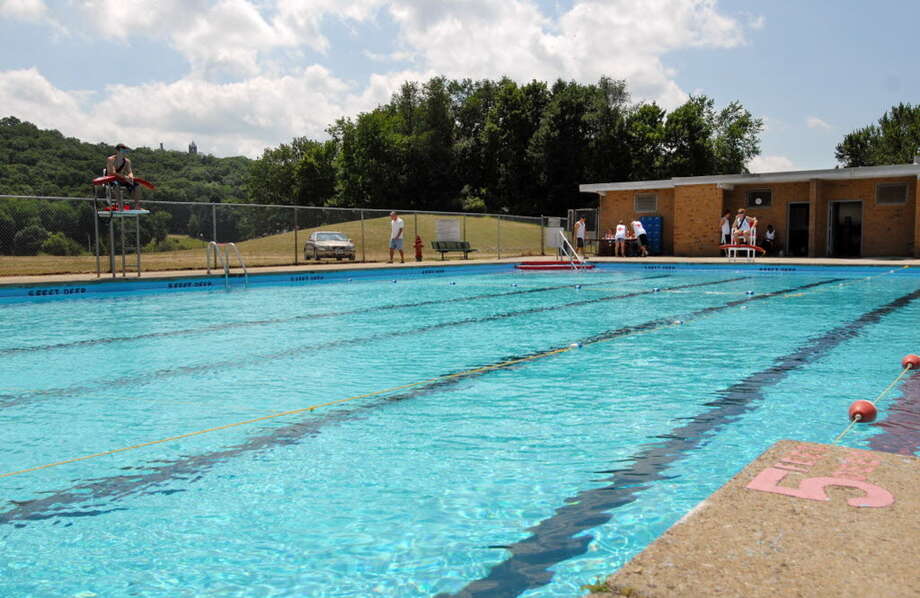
left=94, top=205, right=100, bottom=278
left=360, top=210, right=366, bottom=262
left=540, top=214, right=544, bottom=256
left=294, top=207, right=299, bottom=265
left=136, top=214, right=141, bottom=277
left=211, top=204, right=217, bottom=243
left=463, top=215, right=467, bottom=241
left=497, top=214, right=502, bottom=260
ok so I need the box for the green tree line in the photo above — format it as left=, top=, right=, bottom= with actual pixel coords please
left=250, top=76, right=764, bottom=218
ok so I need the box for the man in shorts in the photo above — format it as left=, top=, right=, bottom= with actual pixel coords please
left=631, top=219, right=649, bottom=256
left=574, top=216, right=586, bottom=253
left=388, top=211, right=405, bottom=263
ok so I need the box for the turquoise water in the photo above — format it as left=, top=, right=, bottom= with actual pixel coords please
left=1, top=268, right=918, bottom=597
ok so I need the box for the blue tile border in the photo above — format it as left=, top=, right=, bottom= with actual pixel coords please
left=0, top=261, right=914, bottom=303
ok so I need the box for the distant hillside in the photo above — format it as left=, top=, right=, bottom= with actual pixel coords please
left=0, top=116, right=251, bottom=203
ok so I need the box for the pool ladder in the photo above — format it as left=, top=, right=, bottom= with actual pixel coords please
left=558, top=231, right=589, bottom=270
left=207, top=242, right=249, bottom=289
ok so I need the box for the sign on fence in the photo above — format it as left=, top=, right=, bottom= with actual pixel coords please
left=436, top=219, right=461, bottom=241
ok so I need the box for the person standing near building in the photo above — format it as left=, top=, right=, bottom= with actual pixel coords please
left=764, top=224, right=776, bottom=255
left=574, top=217, right=586, bottom=254
left=388, top=211, right=405, bottom=263
left=614, top=220, right=627, bottom=257
left=719, top=210, right=731, bottom=255
left=631, top=219, right=649, bottom=256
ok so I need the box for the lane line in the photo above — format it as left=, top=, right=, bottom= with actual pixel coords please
left=0, top=276, right=730, bottom=410
left=0, top=275, right=665, bottom=357
left=0, top=278, right=837, bottom=524
left=440, top=285, right=920, bottom=598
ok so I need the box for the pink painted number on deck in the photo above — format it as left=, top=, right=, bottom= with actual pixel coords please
left=746, top=467, right=894, bottom=508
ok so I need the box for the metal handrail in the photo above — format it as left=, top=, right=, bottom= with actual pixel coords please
left=207, top=242, right=248, bottom=289
left=557, top=231, right=586, bottom=270
left=225, top=242, right=249, bottom=287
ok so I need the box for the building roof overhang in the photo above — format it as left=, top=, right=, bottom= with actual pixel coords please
left=579, top=163, right=920, bottom=193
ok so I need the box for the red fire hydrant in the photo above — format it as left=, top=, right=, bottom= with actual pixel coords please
left=414, top=235, right=424, bottom=262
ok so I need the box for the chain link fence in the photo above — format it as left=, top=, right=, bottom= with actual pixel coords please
left=0, top=195, right=550, bottom=277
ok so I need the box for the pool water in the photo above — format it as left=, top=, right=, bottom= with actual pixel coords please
left=1, top=267, right=918, bottom=597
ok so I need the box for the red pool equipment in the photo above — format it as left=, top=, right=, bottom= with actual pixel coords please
left=901, top=354, right=920, bottom=370
left=848, top=400, right=878, bottom=423
left=515, top=261, right=596, bottom=271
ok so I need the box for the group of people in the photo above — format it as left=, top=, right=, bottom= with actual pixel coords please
left=600, top=219, right=649, bottom=257
left=719, top=209, right=777, bottom=255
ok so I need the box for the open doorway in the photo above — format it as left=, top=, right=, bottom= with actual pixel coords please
left=787, top=202, right=809, bottom=257
left=828, top=201, right=862, bottom=257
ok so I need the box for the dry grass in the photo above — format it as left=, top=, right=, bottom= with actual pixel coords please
left=0, top=213, right=545, bottom=277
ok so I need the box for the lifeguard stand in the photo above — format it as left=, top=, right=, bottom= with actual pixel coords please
left=93, top=178, right=149, bottom=278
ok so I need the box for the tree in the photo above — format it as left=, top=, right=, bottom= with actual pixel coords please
left=712, top=101, right=763, bottom=173
left=13, top=224, right=49, bottom=255
left=836, top=103, right=920, bottom=167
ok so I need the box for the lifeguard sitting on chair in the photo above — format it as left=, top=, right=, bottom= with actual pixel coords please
left=731, top=208, right=757, bottom=245
left=106, top=143, right=140, bottom=204
left=93, top=144, right=155, bottom=209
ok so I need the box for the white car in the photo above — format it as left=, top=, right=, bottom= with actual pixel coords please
left=304, top=231, right=356, bottom=261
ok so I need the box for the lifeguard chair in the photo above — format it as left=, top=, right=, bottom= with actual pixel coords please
left=91, top=173, right=154, bottom=278
left=724, top=223, right=765, bottom=262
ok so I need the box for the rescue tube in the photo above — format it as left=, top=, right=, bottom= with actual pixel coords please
left=92, top=175, right=156, bottom=190
left=719, top=243, right=766, bottom=255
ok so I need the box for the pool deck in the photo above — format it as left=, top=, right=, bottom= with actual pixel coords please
left=586, top=439, right=920, bottom=598
left=1, top=255, right=918, bottom=287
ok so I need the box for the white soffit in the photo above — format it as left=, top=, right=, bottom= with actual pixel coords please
left=580, top=163, right=920, bottom=193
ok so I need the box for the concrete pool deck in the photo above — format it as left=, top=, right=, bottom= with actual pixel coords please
left=586, top=440, right=919, bottom=597
left=0, top=255, right=918, bottom=287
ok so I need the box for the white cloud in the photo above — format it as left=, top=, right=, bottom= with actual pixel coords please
left=0, top=69, right=86, bottom=133
left=806, top=116, right=831, bottom=130
left=747, top=155, right=795, bottom=173
left=382, top=0, right=749, bottom=109
left=2, top=1, right=764, bottom=156
left=0, top=0, right=48, bottom=21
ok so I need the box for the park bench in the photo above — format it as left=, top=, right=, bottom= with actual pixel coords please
left=431, top=240, right=478, bottom=260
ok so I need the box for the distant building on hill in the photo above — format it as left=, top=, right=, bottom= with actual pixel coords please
left=189, top=141, right=198, bottom=155
left=159, top=143, right=164, bottom=151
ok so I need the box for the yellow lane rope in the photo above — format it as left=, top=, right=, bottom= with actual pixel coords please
left=2, top=267, right=911, bottom=479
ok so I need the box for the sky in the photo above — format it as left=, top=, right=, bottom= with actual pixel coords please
left=0, top=0, right=917, bottom=175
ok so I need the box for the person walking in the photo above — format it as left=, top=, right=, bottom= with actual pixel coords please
left=388, top=211, right=405, bottom=263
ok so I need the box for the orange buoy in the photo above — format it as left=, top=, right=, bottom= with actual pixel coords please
left=848, top=400, right=877, bottom=423
left=901, top=354, right=920, bottom=370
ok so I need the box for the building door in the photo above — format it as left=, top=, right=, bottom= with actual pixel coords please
left=787, top=203, right=809, bottom=257
left=829, top=201, right=862, bottom=257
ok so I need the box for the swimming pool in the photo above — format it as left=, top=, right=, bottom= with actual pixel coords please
left=1, top=265, right=918, bottom=597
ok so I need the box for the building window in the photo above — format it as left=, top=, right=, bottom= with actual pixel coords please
left=635, top=193, right=657, bottom=213
left=746, top=189, right=772, bottom=208
left=876, top=182, right=907, bottom=205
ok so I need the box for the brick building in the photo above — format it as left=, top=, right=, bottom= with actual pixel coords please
left=580, top=162, right=920, bottom=258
